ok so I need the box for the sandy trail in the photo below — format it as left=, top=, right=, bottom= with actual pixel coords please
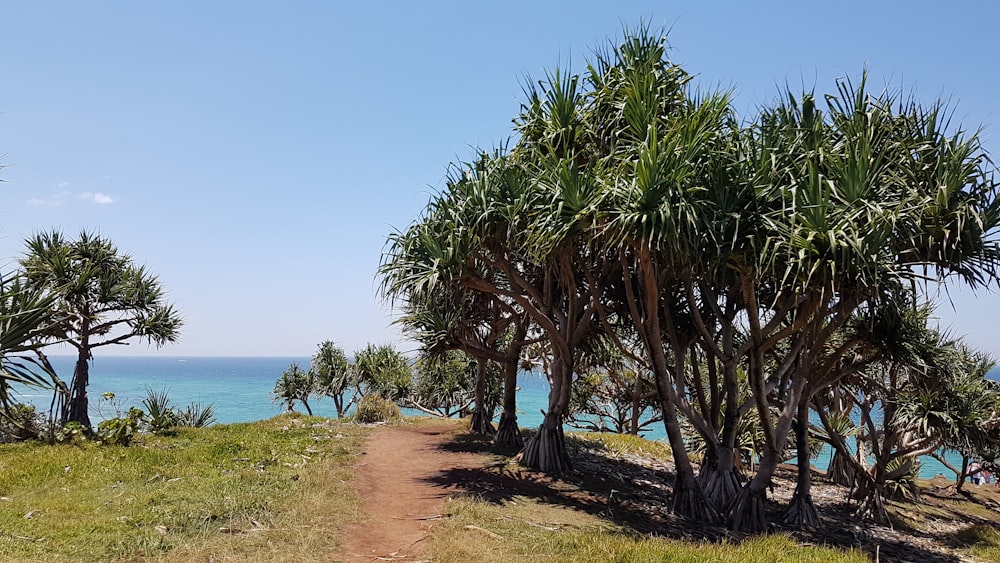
left=337, top=421, right=482, bottom=562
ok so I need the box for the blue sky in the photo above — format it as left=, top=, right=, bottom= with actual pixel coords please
left=1, top=2, right=998, bottom=357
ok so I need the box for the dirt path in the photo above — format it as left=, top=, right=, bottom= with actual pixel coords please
left=337, top=421, right=484, bottom=562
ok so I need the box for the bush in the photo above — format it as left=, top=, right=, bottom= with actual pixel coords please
left=142, top=387, right=216, bottom=432
left=142, top=388, right=182, bottom=433
left=354, top=393, right=401, bottom=423
left=178, top=402, right=216, bottom=427
left=96, top=407, right=145, bottom=446
left=0, top=404, right=47, bottom=442
left=57, top=421, right=90, bottom=443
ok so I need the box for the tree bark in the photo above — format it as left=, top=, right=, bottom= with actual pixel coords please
left=700, top=445, right=742, bottom=514
left=957, top=455, right=969, bottom=493
left=784, top=402, right=820, bottom=527
left=517, top=410, right=570, bottom=474
left=827, top=447, right=855, bottom=487
left=729, top=449, right=779, bottom=533
left=470, top=360, right=495, bottom=435
left=852, top=474, right=892, bottom=526
left=65, top=350, right=92, bottom=428
left=494, top=359, right=523, bottom=450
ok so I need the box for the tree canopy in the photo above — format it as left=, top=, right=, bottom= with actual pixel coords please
left=380, top=25, right=1000, bottom=532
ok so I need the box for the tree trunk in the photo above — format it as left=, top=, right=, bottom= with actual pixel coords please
left=629, top=376, right=641, bottom=435
left=65, top=351, right=92, bottom=428
left=827, top=447, right=855, bottom=487
left=852, top=474, right=892, bottom=526
left=956, top=455, right=969, bottom=493
left=658, top=393, right=717, bottom=523
left=699, top=445, right=742, bottom=514
left=517, top=355, right=571, bottom=474
left=784, top=403, right=820, bottom=527
left=494, top=360, right=522, bottom=450
left=302, top=400, right=313, bottom=416
left=729, top=451, right=778, bottom=533
left=495, top=410, right=523, bottom=450
left=517, top=410, right=570, bottom=474
left=470, top=360, right=495, bottom=435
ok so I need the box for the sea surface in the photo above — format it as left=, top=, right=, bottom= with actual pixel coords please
left=12, top=356, right=999, bottom=481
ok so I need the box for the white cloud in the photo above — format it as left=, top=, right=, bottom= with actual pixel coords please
left=27, top=191, right=72, bottom=206
left=26, top=190, right=116, bottom=206
left=81, top=192, right=116, bottom=205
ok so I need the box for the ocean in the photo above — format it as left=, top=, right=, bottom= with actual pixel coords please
left=11, top=355, right=996, bottom=481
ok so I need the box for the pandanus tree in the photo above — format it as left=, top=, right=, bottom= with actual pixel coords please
left=381, top=25, right=1000, bottom=532
left=352, top=343, right=412, bottom=403
left=272, top=363, right=314, bottom=415
left=311, top=340, right=354, bottom=418
left=0, top=273, right=59, bottom=415
left=591, top=30, right=756, bottom=520
left=20, top=230, right=183, bottom=428
left=725, top=76, right=1000, bottom=531
left=938, top=353, right=1000, bottom=493
left=383, top=139, right=610, bottom=472
left=567, top=341, right=662, bottom=436
left=817, top=301, right=998, bottom=523
left=393, top=276, right=523, bottom=436
left=410, top=350, right=478, bottom=419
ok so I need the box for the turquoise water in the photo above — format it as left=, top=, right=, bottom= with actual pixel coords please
left=13, top=356, right=996, bottom=480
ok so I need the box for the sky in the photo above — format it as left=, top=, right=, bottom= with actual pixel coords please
left=1, top=1, right=998, bottom=358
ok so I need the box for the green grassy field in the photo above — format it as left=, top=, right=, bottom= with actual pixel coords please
left=1, top=417, right=999, bottom=562
left=0, top=414, right=367, bottom=561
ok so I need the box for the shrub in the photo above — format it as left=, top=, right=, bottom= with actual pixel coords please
left=354, top=393, right=401, bottom=423
left=142, top=387, right=216, bottom=432
left=96, top=407, right=145, bottom=446
left=57, top=421, right=90, bottom=443
left=143, top=388, right=182, bottom=433
left=178, top=402, right=216, bottom=427
left=0, top=403, right=47, bottom=442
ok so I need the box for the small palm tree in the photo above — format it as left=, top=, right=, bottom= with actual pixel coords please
left=0, top=273, right=58, bottom=416
left=311, top=341, right=354, bottom=418
left=272, top=363, right=314, bottom=415
left=353, top=344, right=412, bottom=402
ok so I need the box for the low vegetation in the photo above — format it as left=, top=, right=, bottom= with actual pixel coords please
left=0, top=414, right=366, bottom=561
left=431, top=497, right=870, bottom=562
left=2, top=415, right=1000, bottom=561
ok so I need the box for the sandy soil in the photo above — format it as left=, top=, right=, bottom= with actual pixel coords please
left=336, top=421, right=482, bottom=562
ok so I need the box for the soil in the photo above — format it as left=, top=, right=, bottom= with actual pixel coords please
left=337, top=421, right=481, bottom=561
left=337, top=420, right=1000, bottom=562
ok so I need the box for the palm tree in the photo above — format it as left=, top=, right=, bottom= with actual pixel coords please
left=721, top=75, right=1000, bottom=532
left=352, top=343, right=412, bottom=402
left=0, top=273, right=58, bottom=416
left=19, top=230, right=183, bottom=428
left=311, top=340, right=354, bottom=418
left=272, top=363, right=314, bottom=415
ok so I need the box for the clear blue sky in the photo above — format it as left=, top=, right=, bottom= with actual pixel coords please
left=1, top=2, right=998, bottom=357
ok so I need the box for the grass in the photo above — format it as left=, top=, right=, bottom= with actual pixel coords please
left=3, top=415, right=999, bottom=561
left=0, top=413, right=368, bottom=562
left=566, top=430, right=673, bottom=459
left=430, top=496, right=870, bottom=562
left=955, top=525, right=1000, bottom=562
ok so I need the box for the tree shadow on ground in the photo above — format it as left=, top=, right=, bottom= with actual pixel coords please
left=428, top=430, right=985, bottom=563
